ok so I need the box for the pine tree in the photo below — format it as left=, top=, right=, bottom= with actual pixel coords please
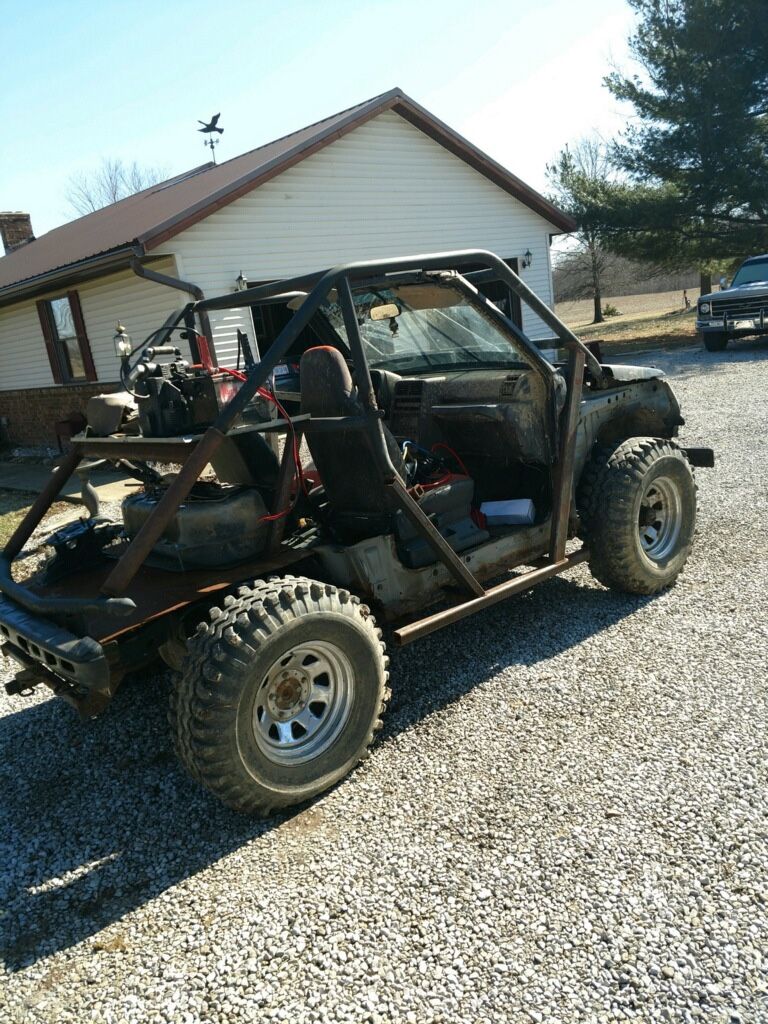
left=604, top=0, right=768, bottom=278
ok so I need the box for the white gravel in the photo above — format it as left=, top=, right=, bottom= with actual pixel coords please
left=1, top=342, right=766, bottom=1023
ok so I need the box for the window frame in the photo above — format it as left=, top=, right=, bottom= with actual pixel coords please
left=36, top=291, right=97, bottom=384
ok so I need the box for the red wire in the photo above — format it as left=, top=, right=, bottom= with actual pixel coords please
left=430, top=442, right=469, bottom=477
left=219, top=366, right=305, bottom=521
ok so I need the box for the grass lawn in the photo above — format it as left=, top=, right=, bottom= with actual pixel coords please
left=0, top=490, right=78, bottom=548
left=0, top=490, right=39, bottom=548
left=556, top=288, right=701, bottom=347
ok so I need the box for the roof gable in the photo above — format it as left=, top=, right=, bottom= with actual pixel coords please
left=0, top=89, right=574, bottom=301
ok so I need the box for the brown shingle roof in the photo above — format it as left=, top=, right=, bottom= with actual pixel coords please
left=0, top=88, right=574, bottom=302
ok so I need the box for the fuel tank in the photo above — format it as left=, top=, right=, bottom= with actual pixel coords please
left=122, top=486, right=270, bottom=570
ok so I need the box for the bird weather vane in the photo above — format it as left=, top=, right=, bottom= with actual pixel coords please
left=198, top=113, right=224, bottom=163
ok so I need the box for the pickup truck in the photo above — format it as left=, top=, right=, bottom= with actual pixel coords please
left=697, top=253, right=768, bottom=351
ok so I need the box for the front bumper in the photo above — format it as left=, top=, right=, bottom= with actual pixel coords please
left=0, top=593, right=111, bottom=713
left=697, top=316, right=768, bottom=335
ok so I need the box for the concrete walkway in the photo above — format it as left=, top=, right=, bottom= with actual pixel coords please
left=0, top=460, right=140, bottom=505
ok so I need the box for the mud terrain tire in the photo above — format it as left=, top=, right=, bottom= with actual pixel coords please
left=578, top=437, right=696, bottom=595
left=170, top=575, right=389, bottom=815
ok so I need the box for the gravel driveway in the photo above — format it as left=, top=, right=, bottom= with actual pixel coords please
left=1, top=342, right=766, bottom=1024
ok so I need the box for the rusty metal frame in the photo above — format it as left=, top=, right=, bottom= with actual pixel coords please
left=1, top=249, right=597, bottom=642
left=393, top=547, right=590, bottom=645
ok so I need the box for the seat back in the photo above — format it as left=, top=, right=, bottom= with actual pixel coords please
left=300, top=347, right=405, bottom=533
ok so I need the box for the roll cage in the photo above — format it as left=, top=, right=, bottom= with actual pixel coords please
left=1, top=249, right=602, bottom=630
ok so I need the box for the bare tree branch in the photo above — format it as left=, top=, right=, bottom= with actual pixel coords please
left=547, top=136, right=618, bottom=323
left=65, top=158, right=167, bottom=216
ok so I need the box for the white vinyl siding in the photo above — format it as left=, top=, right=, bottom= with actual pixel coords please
left=0, top=110, right=564, bottom=391
left=0, top=257, right=183, bottom=392
left=0, top=301, right=56, bottom=390
left=161, top=111, right=559, bottom=366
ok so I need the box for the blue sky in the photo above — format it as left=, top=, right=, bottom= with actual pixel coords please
left=1, top=0, right=636, bottom=237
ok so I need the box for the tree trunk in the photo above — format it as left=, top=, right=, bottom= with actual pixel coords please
left=592, top=291, right=604, bottom=324
left=699, top=270, right=712, bottom=295
left=590, top=239, right=604, bottom=324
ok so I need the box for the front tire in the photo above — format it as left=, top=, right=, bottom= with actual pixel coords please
left=171, top=576, right=389, bottom=815
left=703, top=332, right=728, bottom=352
left=578, top=438, right=697, bottom=595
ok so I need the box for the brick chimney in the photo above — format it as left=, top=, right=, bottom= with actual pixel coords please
left=0, top=212, right=35, bottom=255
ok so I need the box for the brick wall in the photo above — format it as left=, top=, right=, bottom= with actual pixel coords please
left=0, top=212, right=34, bottom=254
left=0, top=382, right=120, bottom=445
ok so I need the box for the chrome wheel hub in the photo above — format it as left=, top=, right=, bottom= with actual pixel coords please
left=252, top=640, right=354, bottom=765
left=638, top=475, right=682, bottom=562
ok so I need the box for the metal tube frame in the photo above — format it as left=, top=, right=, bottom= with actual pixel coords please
left=1, top=249, right=594, bottom=630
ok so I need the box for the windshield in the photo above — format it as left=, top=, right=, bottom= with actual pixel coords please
left=321, top=281, right=531, bottom=374
left=731, top=258, right=768, bottom=287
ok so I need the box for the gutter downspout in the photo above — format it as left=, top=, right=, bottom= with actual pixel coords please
left=129, top=255, right=216, bottom=364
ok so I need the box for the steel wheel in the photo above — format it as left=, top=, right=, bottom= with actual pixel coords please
left=638, top=475, right=683, bottom=562
left=252, top=640, right=354, bottom=766
left=578, top=437, right=696, bottom=595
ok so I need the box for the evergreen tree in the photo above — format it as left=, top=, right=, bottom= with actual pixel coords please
left=604, top=0, right=768, bottom=281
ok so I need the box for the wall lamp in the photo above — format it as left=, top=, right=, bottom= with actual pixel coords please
left=521, top=249, right=533, bottom=270
left=235, top=270, right=248, bottom=291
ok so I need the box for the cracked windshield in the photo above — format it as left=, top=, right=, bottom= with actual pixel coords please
left=323, top=282, right=529, bottom=374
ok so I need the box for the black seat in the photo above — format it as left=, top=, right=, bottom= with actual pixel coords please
left=300, top=347, right=490, bottom=559
left=300, top=347, right=405, bottom=538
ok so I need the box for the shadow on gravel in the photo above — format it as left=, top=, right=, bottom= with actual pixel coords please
left=0, top=574, right=649, bottom=970
left=617, top=336, right=768, bottom=379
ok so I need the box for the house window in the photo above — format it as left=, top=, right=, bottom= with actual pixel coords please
left=36, top=291, right=97, bottom=384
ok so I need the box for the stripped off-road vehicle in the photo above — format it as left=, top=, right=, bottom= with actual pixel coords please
left=0, top=251, right=713, bottom=814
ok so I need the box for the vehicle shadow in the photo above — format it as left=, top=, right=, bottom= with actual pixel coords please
left=0, top=571, right=649, bottom=971
left=618, top=335, right=768, bottom=379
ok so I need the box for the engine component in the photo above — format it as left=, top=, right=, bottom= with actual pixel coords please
left=137, top=368, right=240, bottom=438
left=122, top=486, right=270, bottom=569
left=43, top=519, right=123, bottom=583
left=86, top=391, right=139, bottom=436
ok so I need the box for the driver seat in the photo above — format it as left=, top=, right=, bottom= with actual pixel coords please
left=300, top=347, right=489, bottom=561
left=300, top=346, right=405, bottom=538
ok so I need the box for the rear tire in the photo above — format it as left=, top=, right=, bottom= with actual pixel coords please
left=703, top=332, right=728, bottom=352
left=578, top=438, right=697, bottom=595
left=170, top=576, right=389, bottom=815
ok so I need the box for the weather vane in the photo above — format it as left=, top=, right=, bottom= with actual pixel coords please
left=197, top=113, right=224, bottom=164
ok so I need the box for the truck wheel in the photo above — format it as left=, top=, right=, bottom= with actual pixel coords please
left=703, top=332, right=728, bottom=352
left=170, top=576, right=389, bottom=815
left=578, top=438, right=696, bottom=595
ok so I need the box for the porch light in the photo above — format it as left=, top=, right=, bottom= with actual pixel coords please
left=522, top=249, right=533, bottom=269
left=113, top=322, right=132, bottom=358
left=235, top=270, right=248, bottom=291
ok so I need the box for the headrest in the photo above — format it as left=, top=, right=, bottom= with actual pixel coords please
left=300, top=347, right=357, bottom=416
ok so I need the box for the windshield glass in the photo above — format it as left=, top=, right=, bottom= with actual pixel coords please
left=321, top=281, right=530, bottom=374
left=731, top=258, right=768, bottom=287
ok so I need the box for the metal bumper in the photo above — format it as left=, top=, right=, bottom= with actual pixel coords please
left=697, top=316, right=768, bottom=334
left=0, top=593, right=111, bottom=711
left=682, top=446, right=715, bottom=468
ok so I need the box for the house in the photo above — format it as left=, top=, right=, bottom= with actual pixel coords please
left=0, top=88, right=575, bottom=446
